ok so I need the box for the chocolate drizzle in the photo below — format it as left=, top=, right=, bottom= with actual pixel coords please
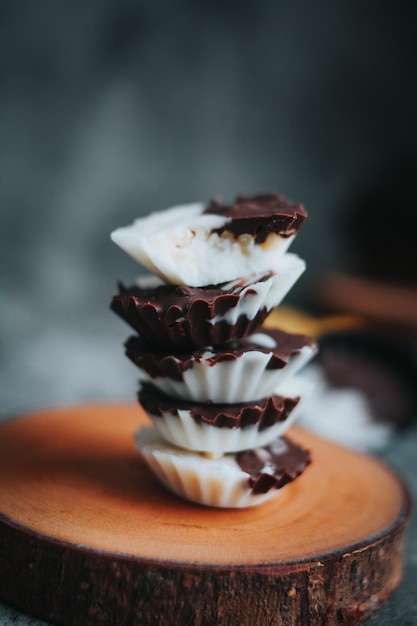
left=125, top=328, right=316, bottom=382
left=204, top=193, right=307, bottom=243
left=111, top=275, right=273, bottom=350
left=237, top=437, right=312, bottom=494
left=138, top=384, right=299, bottom=431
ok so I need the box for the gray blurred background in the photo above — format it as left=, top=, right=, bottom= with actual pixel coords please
left=1, top=0, right=417, bottom=415
left=1, top=2, right=417, bottom=624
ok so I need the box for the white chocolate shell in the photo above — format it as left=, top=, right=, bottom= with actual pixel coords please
left=139, top=381, right=306, bottom=455
left=135, top=427, right=293, bottom=508
left=111, top=202, right=299, bottom=287
left=129, top=333, right=316, bottom=404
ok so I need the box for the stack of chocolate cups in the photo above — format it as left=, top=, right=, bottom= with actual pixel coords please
left=111, top=194, right=317, bottom=508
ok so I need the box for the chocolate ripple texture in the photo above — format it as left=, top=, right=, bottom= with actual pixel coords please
left=111, top=193, right=314, bottom=506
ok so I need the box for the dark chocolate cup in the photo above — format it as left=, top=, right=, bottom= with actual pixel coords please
left=112, top=287, right=267, bottom=350
left=315, top=330, right=417, bottom=429
left=111, top=258, right=304, bottom=351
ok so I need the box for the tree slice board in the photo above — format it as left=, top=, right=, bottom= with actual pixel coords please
left=0, top=404, right=410, bottom=626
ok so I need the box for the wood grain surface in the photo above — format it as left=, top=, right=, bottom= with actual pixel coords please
left=0, top=403, right=410, bottom=625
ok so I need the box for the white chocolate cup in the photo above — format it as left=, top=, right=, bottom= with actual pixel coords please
left=111, top=202, right=298, bottom=286
left=135, top=427, right=288, bottom=508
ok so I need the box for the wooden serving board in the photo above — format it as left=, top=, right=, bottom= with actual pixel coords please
left=0, top=404, right=410, bottom=626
